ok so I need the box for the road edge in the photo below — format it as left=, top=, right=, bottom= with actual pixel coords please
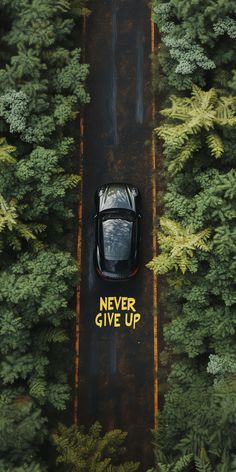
left=74, top=16, right=87, bottom=426
left=151, top=16, right=158, bottom=431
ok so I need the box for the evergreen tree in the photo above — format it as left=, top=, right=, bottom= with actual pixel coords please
left=149, top=0, right=236, bottom=470
left=156, top=85, right=236, bottom=173
left=53, top=422, right=139, bottom=472
left=0, top=0, right=89, bottom=469
left=153, top=0, right=236, bottom=91
left=147, top=217, right=211, bottom=274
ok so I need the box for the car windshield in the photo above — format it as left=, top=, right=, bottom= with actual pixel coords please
left=102, top=217, right=133, bottom=261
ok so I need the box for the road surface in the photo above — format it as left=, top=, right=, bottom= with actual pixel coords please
left=77, top=0, right=157, bottom=468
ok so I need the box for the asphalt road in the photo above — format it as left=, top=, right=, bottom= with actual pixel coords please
left=78, top=0, right=156, bottom=468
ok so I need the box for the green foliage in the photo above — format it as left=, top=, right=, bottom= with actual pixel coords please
left=0, top=464, right=45, bottom=472
left=156, top=85, right=236, bottom=173
left=152, top=0, right=236, bottom=91
left=0, top=90, right=30, bottom=135
left=147, top=453, right=193, bottom=471
left=150, top=0, right=236, bottom=471
left=52, top=422, right=139, bottom=472
left=0, top=0, right=89, bottom=469
left=0, top=193, right=45, bottom=253
left=146, top=217, right=211, bottom=274
left=0, top=388, right=47, bottom=469
left=0, top=136, right=16, bottom=163
left=0, top=250, right=76, bottom=401
left=207, top=354, right=236, bottom=377
left=0, top=194, right=18, bottom=232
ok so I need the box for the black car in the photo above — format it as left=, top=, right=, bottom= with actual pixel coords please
left=94, top=183, right=141, bottom=280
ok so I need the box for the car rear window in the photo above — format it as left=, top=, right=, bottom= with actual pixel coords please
left=102, top=218, right=132, bottom=261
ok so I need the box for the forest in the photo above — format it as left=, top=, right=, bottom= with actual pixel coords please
left=0, top=0, right=236, bottom=471
left=148, top=0, right=236, bottom=471
left=0, top=1, right=90, bottom=470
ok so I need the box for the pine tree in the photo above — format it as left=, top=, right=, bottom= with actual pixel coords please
left=150, top=0, right=236, bottom=470
left=0, top=0, right=89, bottom=468
left=147, top=217, right=211, bottom=274
left=156, top=85, right=236, bottom=173
left=53, top=422, right=139, bottom=472
left=152, top=0, right=236, bottom=91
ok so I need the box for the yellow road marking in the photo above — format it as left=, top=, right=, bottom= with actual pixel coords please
left=151, top=16, right=158, bottom=430
left=74, top=115, right=84, bottom=426
left=74, top=15, right=87, bottom=426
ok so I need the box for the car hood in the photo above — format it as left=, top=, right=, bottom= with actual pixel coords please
left=98, top=184, right=136, bottom=212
